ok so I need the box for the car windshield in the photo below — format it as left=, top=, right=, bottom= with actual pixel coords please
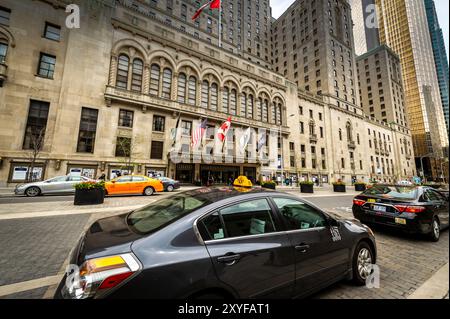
left=363, top=185, right=418, bottom=200
left=127, top=193, right=211, bottom=234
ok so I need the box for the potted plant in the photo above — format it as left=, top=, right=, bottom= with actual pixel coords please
left=300, top=181, right=314, bottom=193
left=332, top=180, right=347, bottom=193
left=74, top=181, right=105, bottom=206
left=261, top=181, right=276, bottom=190
left=354, top=182, right=367, bottom=192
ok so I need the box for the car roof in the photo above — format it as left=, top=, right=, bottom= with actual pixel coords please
left=180, top=186, right=284, bottom=202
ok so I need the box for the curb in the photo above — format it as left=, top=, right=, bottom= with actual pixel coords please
left=408, top=262, right=449, bottom=299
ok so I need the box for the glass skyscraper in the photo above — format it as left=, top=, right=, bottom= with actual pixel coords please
left=424, top=0, right=449, bottom=132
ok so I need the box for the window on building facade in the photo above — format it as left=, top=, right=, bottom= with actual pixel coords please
left=0, top=42, right=8, bottom=63
left=177, top=73, right=187, bottom=103
left=161, top=68, right=172, bottom=99
left=116, top=55, right=129, bottom=89
left=115, top=137, right=131, bottom=157
left=131, top=59, right=143, bottom=92
left=181, top=120, right=192, bottom=136
left=44, top=22, right=61, bottom=41
left=149, top=64, right=160, bottom=96
left=77, top=108, right=98, bottom=153
left=188, top=76, right=197, bottom=105
left=38, top=53, right=56, bottom=79
left=153, top=115, right=165, bottom=132
left=202, top=80, right=210, bottom=109
left=23, top=100, right=50, bottom=150
left=118, top=109, right=134, bottom=128
left=150, top=141, right=164, bottom=159
left=0, top=6, right=11, bottom=26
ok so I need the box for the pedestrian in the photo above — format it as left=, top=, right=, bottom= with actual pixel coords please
left=98, top=173, right=106, bottom=181
left=116, top=171, right=122, bottom=178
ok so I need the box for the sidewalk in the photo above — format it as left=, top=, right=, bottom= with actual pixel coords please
left=0, top=187, right=14, bottom=197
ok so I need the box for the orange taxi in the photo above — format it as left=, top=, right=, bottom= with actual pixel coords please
left=105, top=175, right=164, bottom=196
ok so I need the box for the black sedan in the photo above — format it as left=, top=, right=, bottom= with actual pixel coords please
left=157, top=177, right=180, bottom=192
left=55, top=187, right=376, bottom=299
left=353, top=185, right=449, bottom=241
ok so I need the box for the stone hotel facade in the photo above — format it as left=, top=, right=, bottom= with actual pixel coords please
left=0, top=0, right=415, bottom=186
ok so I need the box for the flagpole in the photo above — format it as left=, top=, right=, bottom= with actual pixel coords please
left=218, top=1, right=222, bottom=48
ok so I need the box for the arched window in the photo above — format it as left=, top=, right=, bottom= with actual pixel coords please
left=229, top=89, right=237, bottom=115
left=116, top=54, right=129, bottom=89
left=131, top=58, right=143, bottom=92
left=201, top=80, right=209, bottom=108
left=247, top=95, right=254, bottom=119
left=0, top=41, right=9, bottom=63
left=188, top=76, right=197, bottom=105
left=276, top=103, right=282, bottom=125
left=210, top=83, right=218, bottom=111
left=177, top=73, right=187, bottom=103
left=256, top=98, right=262, bottom=121
left=149, top=64, right=160, bottom=96
left=222, top=87, right=229, bottom=113
left=161, top=68, right=172, bottom=99
left=262, top=99, right=269, bottom=123
left=240, top=93, right=247, bottom=117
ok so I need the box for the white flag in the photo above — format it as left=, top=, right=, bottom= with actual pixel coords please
left=239, top=127, right=252, bottom=152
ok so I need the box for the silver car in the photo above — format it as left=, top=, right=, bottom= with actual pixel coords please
left=15, top=175, right=94, bottom=197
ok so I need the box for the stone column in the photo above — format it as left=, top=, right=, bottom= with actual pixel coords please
left=196, top=80, right=202, bottom=107
left=218, top=87, right=224, bottom=113
left=143, top=63, right=150, bottom=94
left=172, top=72, right=179, bottom=101
left=108, top=55, right=118, bottom=87
left=237, top=93, right=243, bottom=118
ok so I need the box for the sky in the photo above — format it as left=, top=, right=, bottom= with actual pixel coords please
left=270, top=0, right=449, bottom=61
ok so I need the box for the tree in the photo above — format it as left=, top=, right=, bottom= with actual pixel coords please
left=25, top=126, right=47, bottom=182
left=115, top=135, right=143, bottom=174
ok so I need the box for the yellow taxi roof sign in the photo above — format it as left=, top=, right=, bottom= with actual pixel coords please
left=233, top=176, right=253, bottom=188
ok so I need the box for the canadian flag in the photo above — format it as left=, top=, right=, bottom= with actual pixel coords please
left=217, top=117, right=232, bottom=142
left=192, top=0, right=221, bottom=20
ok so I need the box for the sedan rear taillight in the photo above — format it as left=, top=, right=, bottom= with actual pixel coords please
left=353, top=199, right=366, bottom=206
left=394, top=205, right=426, bottom=213
left=63, top=253, right=140, bottom=299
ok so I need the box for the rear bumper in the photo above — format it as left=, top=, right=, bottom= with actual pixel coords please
left=353, top=206, right=433, bottom=235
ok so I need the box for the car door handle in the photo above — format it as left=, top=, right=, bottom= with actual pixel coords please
left=295, top=244, right=310, bottom=253
left=217, top=254, right=241, bottom=264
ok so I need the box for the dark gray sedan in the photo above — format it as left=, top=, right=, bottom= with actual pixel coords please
left=55, top=187, right=377, bottom=299
left=156, top=177, right=181, bottom=192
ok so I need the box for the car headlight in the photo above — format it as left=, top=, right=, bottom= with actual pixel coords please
left=63, top=253, right=141, bottom=299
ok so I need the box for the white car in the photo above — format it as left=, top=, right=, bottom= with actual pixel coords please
left=14, top=175, right=95, bottom=197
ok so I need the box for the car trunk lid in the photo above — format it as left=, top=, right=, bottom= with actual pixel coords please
left=74, top=213, right=144, bottom=265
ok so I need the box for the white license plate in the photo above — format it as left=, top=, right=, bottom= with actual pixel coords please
left=373, top=205, right=386, bottom=212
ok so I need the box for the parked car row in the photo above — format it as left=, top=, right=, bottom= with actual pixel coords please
left=14, top=175, right=181, bottom=197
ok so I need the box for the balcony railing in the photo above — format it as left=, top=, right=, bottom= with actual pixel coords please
left=375, top=148, right=380, bottom=155
left=309, top=134, right=318, bottom=143
left=348, top=140, right=356, bottom=149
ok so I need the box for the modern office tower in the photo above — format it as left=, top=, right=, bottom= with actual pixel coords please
left=424, top=0, right=449, bottom=132
left=272, top=0, right=362, bottom=115
left=375, top=0, right=449, bottom=179
left=357, top=45, right=408, bottom=128
left=349, top=0, right=380, bottom=55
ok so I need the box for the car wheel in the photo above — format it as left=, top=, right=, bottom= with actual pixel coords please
left=25, top=186, right=41, bottom=197
left=143, top=187, right=154, bottom=196
left=352, top=241, right=374, bottom=286
left=167, top=185, right=174, bottom=192
left=429, top=217, right=440, bottom=242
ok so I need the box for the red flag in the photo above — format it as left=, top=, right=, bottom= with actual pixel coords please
left=192, top=0, right=221, bottom=20
left=217, top=117, right=232, bottom=142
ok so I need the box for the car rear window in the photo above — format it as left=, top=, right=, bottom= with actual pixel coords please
left=363, top=185, right=418, bottom=200
left=127, top=194, right=210, bottom=234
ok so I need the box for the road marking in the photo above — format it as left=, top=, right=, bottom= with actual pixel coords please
left=0, top=275, right=64, bottom=297
left=408, top=262, right=449, bottom=299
